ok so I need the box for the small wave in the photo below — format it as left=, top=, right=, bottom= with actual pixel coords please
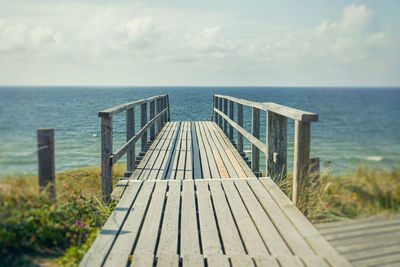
left=92, top=134, right=97, bottom=137
left=366, top=156, right=384, bottom=162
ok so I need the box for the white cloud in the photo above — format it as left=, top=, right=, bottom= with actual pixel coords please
left=0, top=2, right=398, bottom=86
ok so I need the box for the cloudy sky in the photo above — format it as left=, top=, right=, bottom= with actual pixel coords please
left=0, top=0, right=399, bottom=86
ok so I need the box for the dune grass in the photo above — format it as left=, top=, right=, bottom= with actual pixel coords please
left=0, top=164, right=399, bottom=266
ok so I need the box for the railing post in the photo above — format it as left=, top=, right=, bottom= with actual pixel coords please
left=214, top=96, right=219, bottom=124
left=229, top=100, right=234, bottom=141
left=293, top=120, right=311, bottom=205
left=101, top=117, right=113, bottom=203
left=126, top=108, right=135, bottom=176
left=218, top=98, right=223, bottom=129
left=161, top=97, right=165, bottom=127
left=223, top=98, right=228, bottom=134
left=37, top=128, right=56, bottom=203
left=150, top=100, right=155, bottom=141
left=211, top=95, right=216, bottom=122
left=251, top=107, right=260, bottom=176
left=140, top=102, right=147, bottom=154
left=166, top=95, right=171, bottom=122
left=156, top=98, right=162, bottom=134
left=237, top=103, right=243, bottom=154
left=266, top=111, right=287, bottom=180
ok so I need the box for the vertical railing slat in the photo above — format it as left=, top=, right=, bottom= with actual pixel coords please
left=126, top=108, right=135, bottom=176
left=218, top=98, right=223, bottom=128
left=101, top=117, right=113, bottom=202
left=229, top=100, right=234, bottom=141
left=267, top=111, right=287, bottom=180
left=293, top=120, right=311, bottom=205
left=140, top=103, right=147, bottom=153
left=237, top=103, right=243, bottom=154
left=223, top=98, right=228, bottom=134
left=251, top=107, right=260, bottom=176
left=150, top=101, right=155, bottom=140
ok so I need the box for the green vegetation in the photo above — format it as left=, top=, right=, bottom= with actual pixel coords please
left=0, top=165, right=125, bottom=266
left=0, top=164, right=399, bottom=266
left=280, top=165, right=400, bottom=223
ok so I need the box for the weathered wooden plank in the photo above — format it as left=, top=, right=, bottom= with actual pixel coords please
left=301, top=256, right=329, bottom=267
left=228, top=100, right=234, bottom=140
left=246, top=178, right=315, bottom=257
left=208, top=180, right=246, bottom=255
left=133, top=182, right=168, bottom=255
left=277, top=256, right=304, bottom=267
left=130, top=254, right=154, bottom=267
left=204, top=122, right=237, bottom=178
left=79, top=181, right=143, bottom=267
left=138, top=122, right=176, bottom=180
left=345, top=244, right=400, bottom=261
left=150, top=100, right=155, bottom=140
left=101, top=117, right=113, bottom=202
left=126, top=108, right=136, bottom=174
left=355, top=253, right=400, bottom=267
left=99, top=95, right=166, bottom=118
left=167, top=122, right=183, bottom=179
left=323, top=223, right=400, bottom=242
left=234, top=179, right=293, bottom=257
left=230, top=255, right=254, bottom=267
left=220, top=179, right=268, bottom=255
left=37, top=128, right=56, bottom=202
left=175, top=122, right=188, bottom=180
left=195, top=122, right=211, bottom=179
left=156, top=254, right=179, bottom=267
left=251, top=107, right=260, bottom=175
left=258, top=178, right=352, bottom=267
left=185, top=122, right=193, bottom=179
left=267, top=111, right=287, bottom=179
left=182, top=255, right=204, bottom=267
left=206, top=255, right=230, bottom=267
left=196, top=180, right=223, bottom=256
left=214, top=94, right=318, bottom=122
left=293, top=120, right=310, bottom=204
left=103, top=181, right=155, bottom=267
left=180, top=180, right=200, bottom=256
left=253, top=255, right=279, bottom=267
left=237, top=103, right=243, bottom=153
left=213, top=109, right=267, bottom=153
left=140, top=102, right=148, bottom=153
left=191, top=122, right=202, bottom=179
left=211, top=122, right=255, bottom=178
left=223, top=98, right=228, bottom=134
left=130, top=122, right=172, bottom=180
left=224, top=149, right=246, bottom=177
left=157, top=181, right=181, bottom=256
left=198, top=122, right=220, bottom=178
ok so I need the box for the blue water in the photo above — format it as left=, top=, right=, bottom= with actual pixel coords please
left=0, top=86, right=399, bottom=177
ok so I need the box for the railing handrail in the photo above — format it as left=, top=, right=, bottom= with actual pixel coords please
left=99, top=94, right=170, bottom=202
left=98, top=95, right=168, bottom=118
left=212, top=94, right=318, bottom=205
left=214, top=94, right=318, bottom=122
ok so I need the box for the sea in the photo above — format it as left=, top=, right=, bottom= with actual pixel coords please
left=0, top=86, right=399, bottom=177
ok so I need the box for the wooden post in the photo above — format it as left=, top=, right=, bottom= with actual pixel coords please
left=218, top=98, right=223, bottom=129
left=228, top=100, right=234, bottom=141
left=156, top=98, right=162, bottom=134
left=37, top=128, right=56, bottom=202
left=140, top=102, right=147, bottom=153
left=166, top=95, right=171, bottom=122
left=161, top=97, right=165, bottom=127
left=223, top=98, right=228, bottom=134
left=252, top=107, right=260, bottom=176
left=126, top=108, right=135, bottom=176
left=162, top=97, right=167, bottom=125
left=266, top=111, right=287, bottom=180
left=150, top=100, right=155, bottom=140
left=214, top=96, right=219, bottom=124
left=293, top=120, right=311, bottom=205
left=237, top=103, right=243, bottom=154
left=100, top=117, right=113, bottom=202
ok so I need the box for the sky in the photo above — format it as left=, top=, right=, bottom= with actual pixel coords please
left=0, top=0, right=399, bottom=86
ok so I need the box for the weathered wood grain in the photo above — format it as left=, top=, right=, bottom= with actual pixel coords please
left=100, top=117, right=113, bottom=202
left=37, top=128, right=56, bottom=202
left=252, top=107, right=260, bottom=175
left=293, top=120, right=310, bottom=204
left=267, top=111, right=287, bottom=179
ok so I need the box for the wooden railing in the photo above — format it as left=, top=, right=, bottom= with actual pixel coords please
left=98, top=95, right=170, bottom=202
left=211, top=94, right=318, bottom=204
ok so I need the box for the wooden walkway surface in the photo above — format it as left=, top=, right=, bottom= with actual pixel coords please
left=316, top=215, right=400, bottom=267
left=81, top=122, right=350, bottom=267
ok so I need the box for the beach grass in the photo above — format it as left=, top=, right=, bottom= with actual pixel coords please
left=0, top=164, right=399, bottom=266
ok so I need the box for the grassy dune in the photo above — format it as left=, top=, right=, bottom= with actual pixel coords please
left=0, top=164, right=399, bottom=266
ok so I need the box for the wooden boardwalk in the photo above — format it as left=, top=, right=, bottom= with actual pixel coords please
left=316, top=215, right=400, bottom=266
left=80, top=95, right=351, bottom=266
